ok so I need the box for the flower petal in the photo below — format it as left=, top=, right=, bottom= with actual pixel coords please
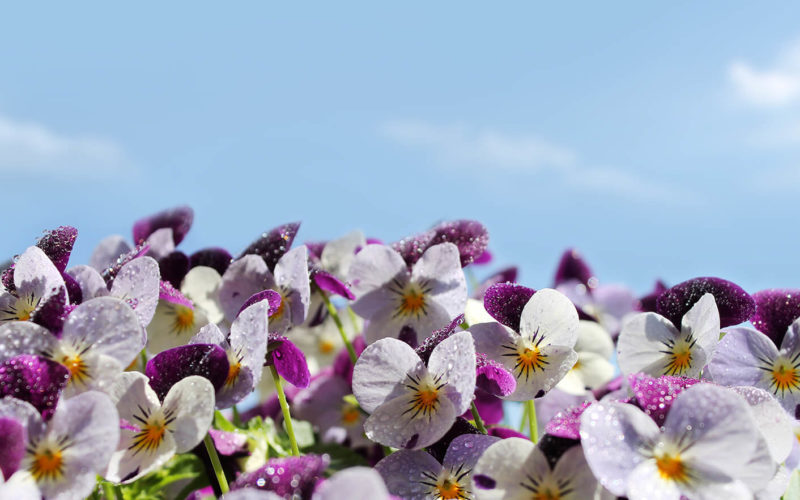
left=89, top=235, right=132, bottom=272
left=348, top=245, right=408, bottom=319
left=0, top=355, right=69, bottom=419
left=269, top=337, right=310, bottom=388
left=36, top=226, right=77, bottom=273
left=553, top=248, right=594, bottom=287
left=189, top=247, right=233, bottom=276
left=442, top=433, right=500, bottom=470
left=110, top=257, right=160, bottom=327
left=162, top=375, right=215, bottom=452
left=146, top=344, right=229, bottom=401
left=519, top=288, right=579, bottom=347
left=707, top=327, right=778, bottom=388
left=482, top=283, right=536, bottom=332
left=315, top=466, right=390, bottom=500
left=657, top=277, right=754, bottom=329
left=364, top=392, right=457, bottom=449
left=219, top=255, right=275, bottom=322
left=751, top=289, right=800, bottom=346
left=132, top=205, right=193, bottom=246
left=410, top=243, right=467, bottom=319
left=238, top=222, right=301, bottom=272
left=428, top=331, right=476, bottom=415
left=617, top=312, right=681, bottom=376
left=62, top=296, right=143, bottom=366
left=374, top=451, right=442, bottom=499
left=352, top=337, right=424, bottom=413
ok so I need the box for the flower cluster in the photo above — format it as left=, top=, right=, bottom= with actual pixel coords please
left=0, top=208, right=798, bottom=499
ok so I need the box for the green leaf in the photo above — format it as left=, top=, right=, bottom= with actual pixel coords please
left=214, top=410, right=236, bottom=432
left=288, top=419, right=315, bottom=449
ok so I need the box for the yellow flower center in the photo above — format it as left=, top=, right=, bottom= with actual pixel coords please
left=770, top=358, right=800, bottom=395
left=341, top=405, right=361, bottom=425
left=655, top=452, right=688, bottom=483
left=662, top=338, right=694, bottom=376
left=532, top=491, right=561, bottom=500
left=30, top=448, right=64, bottom=482
left=404, top=373, right=443, bottom=420
left=319, top=338, right=336, bottom=355
left=401, top=290, right=426, bottom=315
left=515, top=346, right=548, bottom=381
left=174, top=305, right=195, bottom=331
left=60, top=354, right=90, bottom=386
left=225, top=362, right=241, bottom=387
left=436, top=479, right=467, bottom=499
left=130, top=421, right=167, bottom=455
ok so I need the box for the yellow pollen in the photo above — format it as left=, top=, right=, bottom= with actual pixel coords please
left=664, top=346, right=692, bottom=376
left=18, top=310, right=31, bottom=321
left=30, top=448, right=64, bottom=482
left=408, top=386, right=439, bottom=418
left=436, top=479, right=466, bottom=499
left=130, top=422, right=167, bottom=455
left=174, top=306, right=195, bottom=331
left=515, top=347, right=548, bottom=380
left=532, top=491, right=561, bottom=500
left=225, top=362, right=241, bottom=387
left=772, top=364, right=800, bottom=393
left=341, top=405, right=361, bottom=425
left=60, top=354, right=90, bottom=385
left=400, top=290, right=426, bottom=316
left=655, top=453, right=688, bottom=483
left=319, top=339, right=336, bottom=355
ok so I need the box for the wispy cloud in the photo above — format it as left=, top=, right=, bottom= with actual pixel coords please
left=0, top=113, right=130, bottom=176
left=728, top=39, right=800, bottom=108
left=380, top=120, right=683, bottom=203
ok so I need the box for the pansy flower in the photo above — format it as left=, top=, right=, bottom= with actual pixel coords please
left=0, top=392, right=119, bottom=500
left=348, top=242, right=467, bottom=346
left=293, top=372, right=370, bottom=448
left=375, top=434, right=498, bottom=499
left=556, top=320, right=615, bottom=395
left=309, top=229, right=367, bottom=281
left=617, top=293, right=720, bottom=378
left=219, top=246, right=311, bottom=333
left=352, top=330, right=476, bottom=449
left=471, top=437, right=597, bottom=500
left=181, top=264, right=226, bottom=325
left=188, top=299, right=270, bottom=409
left=0, top=246, right=67, bottom=324
left=580, top=384, right=761, bottom=499
left=470, top=288, right=579, bottom=401
left=147, top=281, right=209, bottom=354
left=392, top=220, right=489, bottom=268
left=103, top=372, right=215, bottom=483
left=0, top=296, right=142, bottom=395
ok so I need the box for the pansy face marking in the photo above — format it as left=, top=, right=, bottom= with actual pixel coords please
left=169, top=304, right=195, bottom=335
left=501, top=327, right=550, bottom=382
left=758, top=352, right=800, bottom=396
left=420, top=464, right=471, bottom=500
left=403, top=372, right=445, bottom=420
left=653, top=448, right=689, bottom=484
left=41, top=340, right=93, bottom=388
left=1, top=291, right=40, bottom=322
left=129, top=405, right=176, bottom=456
left=390, top=279, right=432, bottom=320
left=28, top=435, right=70, bottom=482
left=224, top=347, right=244, bottom=388
left=660, top=333, right=697, bottom=376
left=519, top=472, right=574, bottom=500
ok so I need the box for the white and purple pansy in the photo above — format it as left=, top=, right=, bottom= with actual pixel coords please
left=146, top=280, right=209, bottom=354
left=375, top=433, right=499, bottom=499
left=471, top=437, right=598, bottom=500
left=348, top=242, right=467, bottom=346
left=352, top=330, right=476, bottom=450
left=0, top=296, right=143, bottom=395
left=0, top=246, right=67, bottom=324
left=392, top=219, right=490, bottom=269
left=0, top=392, right=119, bottom=500
left=188, top=298, right=270, bottom=409
left=104, top=372, right=215, bottom=483
left=580, top=384, right=762, bottom=499
left=617, top=293, right=721, bottom=378
left=145, top=343, right=230, bottom=401
left=470, top=288, right=579, bottom=401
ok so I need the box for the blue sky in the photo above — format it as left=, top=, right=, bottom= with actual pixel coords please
left=2, top=3, right=800, bottom=294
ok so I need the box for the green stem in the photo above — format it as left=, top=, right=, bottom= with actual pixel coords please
left=203, top=433, right=229, bottom=494
left=139, top=349, right=147, bottom=369
left=102, top=482, right=116, bottom=500
left=318, top=289, right=357, bottom=365
left=470, top=402, right=487, bottom=434
left=519, top=401, right=529, bottom=432
left=232, top=404, right=242, bottom=427
left=526, top=399, right=538, bottom=443
left=271, top=365, right=300, bottom=456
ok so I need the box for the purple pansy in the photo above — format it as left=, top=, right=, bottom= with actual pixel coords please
left=0, top=355, right=69, bottom=419
left=348, top=243, right=467, bottom=345
left=219, top=245, right=311, bottom=333
left=392, top=220, right=489, bottom=268
left=352, top=331, right=476, bottom=449
left=750, top=289, right=800, bottom=346
left=0, top=246, right=67, bottom=324
left=470, top=288, right=580, bottom=401
left=145, top=343, right=229, bottom=401
left=375, top=434, right=498, bottom=499
left=238, top=222, right=301, bottom=271
left=231, top=454, right=328, bottom=497
left=481, top=282, right=536, bottom=332
left=266, top=333, right=311, bottom=389
left=293, top=373, right=370, bottom=448
left=189, top=299, right=270, bottom=408
left=133, top=205, right=194, bottom=249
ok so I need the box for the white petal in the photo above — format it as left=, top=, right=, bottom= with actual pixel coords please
left=731, top=385, right=794, bottom=463
left=364, top=392, right=456, bottom=449
left=410, top=243, right=467, bottom=319
left=274, top=246, right=311, bottom=326
left=89, top=235, right=132, bottom=272
left=519, top=288, right=579, bottom=348
left=625, top=460, right=681, bottom=500
left=66, top=265, right=109, bottom=301
left=472, top=438, right=537, bottom=500
left=617, top=312, right=681, bottom=376
left=320, top=229, right=366, bottom=279
left=681, top=293, right=721, bottom=357
left=0, top=321, right=55, bottom=363
left=575, top=320, right=614, bottom=359
left=181, top=266, right=225, bottom=324
left=348, top=245, right=408, bottom=318
left=14, top=246, right=66, bottom=306
left=218, top=255, right=275, bottom=322
left=162, top=376, right=215, bottom=452
left=110, top=257, right=160, bottom=328
left=62, top=296, right=143, bottom=365
left=428, top=331, right=476, bottom=414
left=352, top=338, right=424, bottom=413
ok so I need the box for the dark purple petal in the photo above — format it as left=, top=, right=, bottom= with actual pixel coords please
left=657, top=277, right=755, bottom=328
left=132, top=205, right=194, bottom=246
left=158, top=280, right=193, bottom=308
left=426, top=417, right=481, bottom=464
left=475, top=353, right=516, bottom=397
left=487, top=427, right=527, bottom=440
left=553, top=248, right=594, bottom=288
left=639, top=280, right=668, bottom=313
left=32, top=287, right=69, bottom=334
left=415, top=315, right=465, bottom=364
left=239, top=222, right=301, bottom=272
left=461, top=389, right=505, bottom=425
left=102, top=244, right=150, bottom=283
left=591, top=375, right=625, bottom=400
left=62, top=271, right=83, bottom=304
left=231, top=455, right=329, bottom=497
left=472, top=267, right=519, bottom=300
left=473, top=250, right=492, bottom=265
left=36, top=226, right=78, bottom=272
left=146, top=344, right=229, bottom=401
left=189, top=247, right=233, bottom=276
left=267, top=335, right=310, bottom=388
left=483, top=283, right=536, bottom=332
left=1, top=263, right=14, bottom=293
left=538, top=434, right=581, bottom=469
left=208, top=429, right=248, bottom=456
left=305, top=241, right=326, bottom=262
left=158, top=251, right=190, bottom=289
left=628, top=373, right=701, bottom=427
left=333, top=335, right=366, bottom=384
left=545, top=401, right=593, bottom=440
left=238, top=290, right=282, bottom=318
left=428, top=220, right=490, bottom=268
left=0, top=417, right=26, bottom=479
left=391, top=230, right=435, bottom=267
left=751, top=289, right=800, bottom=345
left=0, top=355, right=69, bottom=420
left=398, top=325, right=418, bottom=348
left=311, top=269, right=355, bottom=300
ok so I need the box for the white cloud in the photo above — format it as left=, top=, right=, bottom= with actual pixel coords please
left=381, top=120, right=683, bottom=203
left=0, top=113, right=129, bottom=176
left=728, top=40, right=800, bottom=107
